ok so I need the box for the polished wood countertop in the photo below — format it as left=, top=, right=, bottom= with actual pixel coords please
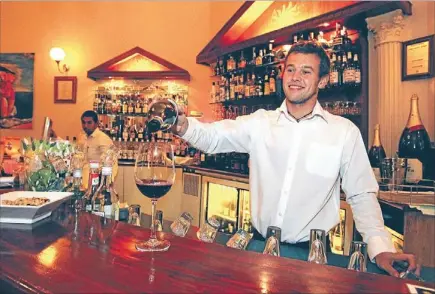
left=0, top=199, right=433, bottom=293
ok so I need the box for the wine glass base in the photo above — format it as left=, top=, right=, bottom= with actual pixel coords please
left=135, top=238, right=171, bottom=252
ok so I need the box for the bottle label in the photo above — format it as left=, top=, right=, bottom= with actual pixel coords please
left=270, top=78, right=276, bottom=93
left=355, top=71, right=361, bottom=83
left=91, top=173, right=100, bottom=186
left=406, top=158, right=423, bottom=184
left=330, top=71, right=339, bottom=84
left=104, top=205, right=113, bottom=217
left=73, top=169, right=82, bottom=178
left=264, top=83, right=271, bottom=96
left=102, top=167, right=112, bottom=176
left=343, top=69, right=355, bottom=83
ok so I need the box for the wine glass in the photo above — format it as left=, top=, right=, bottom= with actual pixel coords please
left=134, top=142, right=175, bottom=252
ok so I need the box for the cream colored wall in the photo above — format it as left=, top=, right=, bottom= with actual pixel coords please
left=0, top=1, right=242, bottom=139
left=368, top=1, right=435, bottom=149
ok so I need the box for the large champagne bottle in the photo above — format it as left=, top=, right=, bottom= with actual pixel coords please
left=368, top=124, right=386, bottom=180
left=398, top=94, right=431, bottom=184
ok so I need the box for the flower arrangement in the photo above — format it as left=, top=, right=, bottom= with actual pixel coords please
left=21, top=138, right=77, bottom=191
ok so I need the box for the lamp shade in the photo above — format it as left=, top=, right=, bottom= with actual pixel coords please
left=49, top=47, right=66, bottom=61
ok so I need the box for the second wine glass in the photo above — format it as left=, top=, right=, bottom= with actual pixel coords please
left=134, top=142, right=175, bottom=252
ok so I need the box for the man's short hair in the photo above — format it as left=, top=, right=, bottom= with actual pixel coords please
left=285, top=40, right=331, bottom=78
left=81, top=110, right=98, bottom=123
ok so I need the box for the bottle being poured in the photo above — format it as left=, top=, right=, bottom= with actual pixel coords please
left=146, top=99, right=179, bottom=133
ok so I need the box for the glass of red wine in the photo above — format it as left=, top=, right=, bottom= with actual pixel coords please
left=134, top=142, right=175, bottom=252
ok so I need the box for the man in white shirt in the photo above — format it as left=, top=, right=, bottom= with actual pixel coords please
left=78, top=110, right=113, bottom=162
left=174, top=41, right=419, bottom=277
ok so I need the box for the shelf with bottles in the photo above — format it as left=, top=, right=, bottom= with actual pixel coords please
left=93, top=79, right=188, bottom=117
left=209, top=25, right=362, bottom=112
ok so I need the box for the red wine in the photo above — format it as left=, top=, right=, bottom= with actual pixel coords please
left=136, top=179, right=172, bottom=199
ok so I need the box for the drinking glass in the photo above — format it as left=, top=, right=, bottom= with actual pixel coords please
left=134, top=142, right=175, bottom=252
left=347, top=241, right=368, bottom=272
left=263, top=226, right=281, bottom=257
left=170, top=212, right=193, bottom=237
left=226, top=229, right=252, bottom=250
left=196, top=216, right=220, bottom=243
left=308, top=229, right=328, bottom=264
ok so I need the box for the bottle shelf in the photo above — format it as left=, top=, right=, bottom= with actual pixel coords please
left=97, top=113, right=149, bottom=118
left=210, top=94, right=283, bottom=107
left=211, top=59, right=285, bottom=78
left=318, top=83, right=362, bottom=99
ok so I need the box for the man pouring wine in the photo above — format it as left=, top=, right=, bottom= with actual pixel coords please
left=172, top=41, right=420, bottom=277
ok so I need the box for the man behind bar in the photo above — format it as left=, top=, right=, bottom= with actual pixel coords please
left=173, top=41, right=420, bottom=277
left=78, top=110, right=113, bottom=162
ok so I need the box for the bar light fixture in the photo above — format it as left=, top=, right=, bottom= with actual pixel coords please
left=49, top=47, right=70, bottom=74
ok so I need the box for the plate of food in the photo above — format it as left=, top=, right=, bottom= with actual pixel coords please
left=0, top=191, right=73, bottom=224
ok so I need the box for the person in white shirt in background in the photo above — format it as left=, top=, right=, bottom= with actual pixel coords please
left=78, top=110, right=113, bottom=162
left=173, top=41, right=419, bottom=277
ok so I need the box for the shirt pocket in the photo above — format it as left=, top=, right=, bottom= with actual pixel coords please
left=305, top=142, right=341, bottom=178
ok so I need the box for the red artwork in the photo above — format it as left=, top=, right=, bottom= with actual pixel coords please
left=0, top=53, right=34, bottom=129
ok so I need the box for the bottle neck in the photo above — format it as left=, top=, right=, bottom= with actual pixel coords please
left=372, top=125, right=382, bottom=147
left=406, top=97, right=424, bottom=129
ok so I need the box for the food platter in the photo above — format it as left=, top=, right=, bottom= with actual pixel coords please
left=0, top=191, right=73, bottom=224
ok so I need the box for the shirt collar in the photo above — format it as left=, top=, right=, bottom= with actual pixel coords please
left=278, top=100, right=329, bottom=123
left=87, top=128, right=100, bottom=138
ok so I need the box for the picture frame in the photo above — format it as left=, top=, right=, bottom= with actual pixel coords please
left=402, top=34, right=435, bottom=81
left=54, top=76, right=77, bottom=103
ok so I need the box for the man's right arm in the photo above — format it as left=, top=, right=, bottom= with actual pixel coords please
left=175, top=112, right=260, bottom=154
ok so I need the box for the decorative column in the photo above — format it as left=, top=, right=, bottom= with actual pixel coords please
left=366, top=9, right=405, bottom=157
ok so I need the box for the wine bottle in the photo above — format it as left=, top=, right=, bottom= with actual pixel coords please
left=398, top=94, right=431, bottom=184
left=368, top=124, right=386, bottom=180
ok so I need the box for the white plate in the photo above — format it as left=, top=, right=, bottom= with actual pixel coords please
left=0, top=191, right=73, bottom=224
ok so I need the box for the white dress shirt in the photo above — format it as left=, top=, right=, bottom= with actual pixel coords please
left=182, top=100, right=395, bottom=260
left=78, top=128, right=113, bottom=162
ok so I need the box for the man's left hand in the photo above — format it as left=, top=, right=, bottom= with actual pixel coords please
left=375, top=252, right=420, bottom=277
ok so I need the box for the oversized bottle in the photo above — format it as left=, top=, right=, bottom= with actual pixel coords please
left=368, top=124, right=386, bottom=180
left=398, top=94, right=431, bottom=184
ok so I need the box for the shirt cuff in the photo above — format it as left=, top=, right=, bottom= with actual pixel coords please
left=180, top=117, right=197, bottom=141
left=367, top=235, right=396, bottom=262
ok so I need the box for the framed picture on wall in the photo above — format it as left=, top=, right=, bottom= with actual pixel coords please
left=54, top=76, right=77, bottom=103
left=0, top=53, right=35, bottom=129
left=402, top=34, right=435, bottom=81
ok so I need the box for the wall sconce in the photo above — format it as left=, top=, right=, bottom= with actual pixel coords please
left=49, top=47, right=70, bottom=74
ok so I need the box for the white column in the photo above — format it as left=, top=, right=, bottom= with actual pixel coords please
left=366, top=10, right=405, bottom=157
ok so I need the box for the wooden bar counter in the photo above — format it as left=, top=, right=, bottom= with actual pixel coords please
left=0, top=198, right=434, bottom=293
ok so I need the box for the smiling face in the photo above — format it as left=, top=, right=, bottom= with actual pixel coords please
left=282, top=52, right=328, bottom=105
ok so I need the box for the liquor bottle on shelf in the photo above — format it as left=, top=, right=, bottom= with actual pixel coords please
left=353, top=54, right=361, bottom=86
left=264, top=74, right=271, bottom=96
left=250, top=47, right=257, bottom=66
left=398, top=94, right=431, bottom=184
left=264, top=42, right=275, bottom=64
left=329, top=54, right=339, bottom=88
left=337, top=54, right=343, bottom=86
left=269, top=68, right=276, bottom=95
left=255, top=49, right=263, bottom=66
left=238, top=51, right=247, bottom=69
left=368, top=124, right=386, bottom=181
left=343, top=52, right=355, bottom=86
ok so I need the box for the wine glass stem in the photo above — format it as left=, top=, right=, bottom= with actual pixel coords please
left=150, top=199, right=157, bottom=241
